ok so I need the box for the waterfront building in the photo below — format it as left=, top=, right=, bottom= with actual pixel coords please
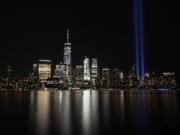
left=64, top=30, right=72, bottom=81
left=38, top=59, right=52, bottom=83
left=91, top=58, right=98, bottom=87
left=83, top=56, right=91, bottom=81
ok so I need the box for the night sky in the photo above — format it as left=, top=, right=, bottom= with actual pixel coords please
left=0, top=0, right=179, bottom=81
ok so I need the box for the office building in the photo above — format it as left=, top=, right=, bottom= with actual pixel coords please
left=91, top=58, right=98, bottom=86
left=83, top=56, right=91, bottom=81
left=38, top=59, right=52, bottom=83
left=63, top=30, right=71, bottom=80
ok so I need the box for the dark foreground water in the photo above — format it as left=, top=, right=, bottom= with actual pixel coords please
left=0, top=90, right=180, bottom=135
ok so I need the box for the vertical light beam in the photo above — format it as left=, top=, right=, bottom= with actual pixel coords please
left=139, top=0, right=145, bottom=80
left=133, top=0, right=145, bottom=80
left=133, top=0, right=140, bottom=79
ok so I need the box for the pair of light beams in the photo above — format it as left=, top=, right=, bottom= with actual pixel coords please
left=133, top=0, right=145, bottom=80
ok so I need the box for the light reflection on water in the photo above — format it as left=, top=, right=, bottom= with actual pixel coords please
left=36, top=91, right=50, bottom=135
left=82, top=90, right=91, bottom=135
left=0, top=90, right=180, bottom=135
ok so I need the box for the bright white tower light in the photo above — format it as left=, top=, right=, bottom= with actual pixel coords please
left=64, top=30, right=71, bottom=65
left=63, top=30, right=71, bottom=80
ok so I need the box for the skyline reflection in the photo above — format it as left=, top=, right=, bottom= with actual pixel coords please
left=82, top=90, right=91, bottom=135
left=0, top=90, right=180, bottom=135
left=36, top=91, right=50, bottom=135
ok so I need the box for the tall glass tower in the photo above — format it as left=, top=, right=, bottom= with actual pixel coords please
left=91, top=58, right=98, bottom=87
left=64, top=30, right=71, bottom=65
left=91, top=58, right=98, bottom=78
left=83, top=56, right=91, bottom=81
left=63, top=30, right=71, bottom=80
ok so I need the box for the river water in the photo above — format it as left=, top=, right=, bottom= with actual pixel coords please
left=0, top=90, right=180, bottom=135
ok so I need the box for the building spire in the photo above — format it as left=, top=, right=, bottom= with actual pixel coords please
left=67, top=29, right=69, bottom=43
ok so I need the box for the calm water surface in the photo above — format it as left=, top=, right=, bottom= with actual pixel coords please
left=0, top=90, right=180, bottom=135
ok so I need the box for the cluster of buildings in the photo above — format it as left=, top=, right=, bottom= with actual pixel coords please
left=0, top=30, right=177, bottom=90
left=30, top=30, right=99, bottom=89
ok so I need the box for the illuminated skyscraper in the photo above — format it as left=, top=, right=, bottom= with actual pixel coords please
left=75, top=65, right=84, bottom=81
left=54, top=63, right=66, bottom=84
left=91, top=58, right=98, bottom=86
left=83, top=56, right=90, bottom=81
left=63, top=30, right=71, bottom=80
left=91, top=58, right=98, bottom=78
left=38, top=59, right=52, bottom=83
left=64, top=30, right=71, bottom=65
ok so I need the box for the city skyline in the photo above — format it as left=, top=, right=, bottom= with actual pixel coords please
left=0, top=29, right=176, bottom=90
left=0, top=1, right=179, bottom=135
left=0, top=27, right=178, bottom=80
left=0, top=0, right=179, bottom=82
